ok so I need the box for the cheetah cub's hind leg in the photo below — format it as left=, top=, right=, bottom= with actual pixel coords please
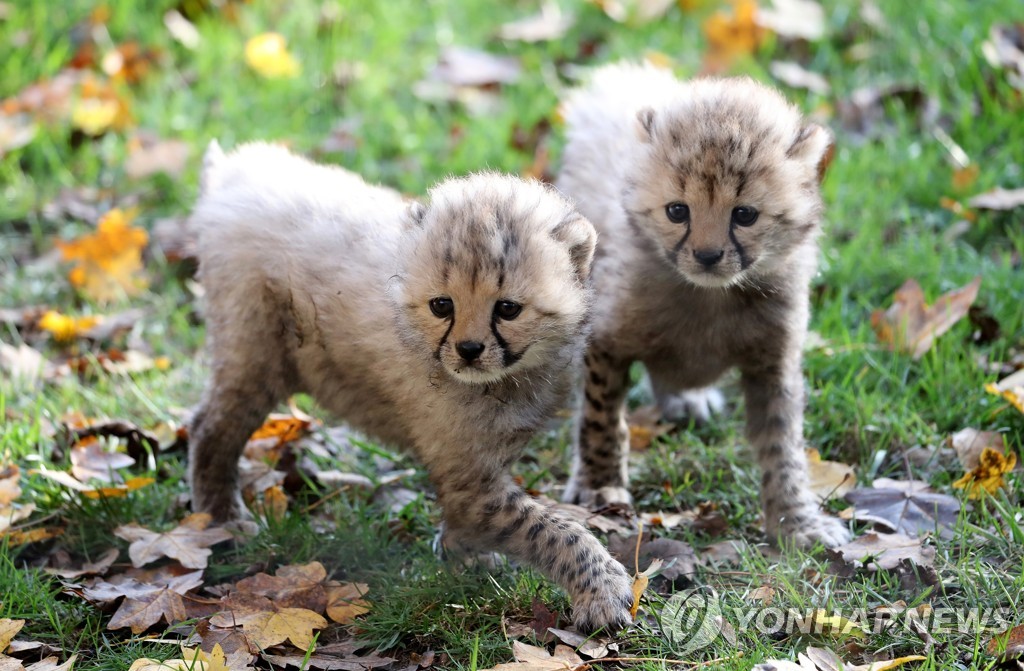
left=564, top=350, right=633, bottom=508
left=648, top=373, right=726, bottom=425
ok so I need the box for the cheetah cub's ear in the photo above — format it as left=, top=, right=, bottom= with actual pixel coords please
left=199, top=139, right=226, bottom=196
left=403, top=200, right=427, bottom=230
left=551, top=214, right=598, bottom=282
left=788, top=123, right=835, bottom=183
left=635, top=107, right=657, bottom=143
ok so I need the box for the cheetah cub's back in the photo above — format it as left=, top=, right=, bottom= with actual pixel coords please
left=558, top=63, right=850, bottom=549
left=188, top=143, right=635, bottom=631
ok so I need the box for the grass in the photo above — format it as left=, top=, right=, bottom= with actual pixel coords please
left=2, top=0, right=1023, bottom=669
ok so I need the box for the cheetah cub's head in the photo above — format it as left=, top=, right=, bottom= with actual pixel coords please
left=395, top=174, right=597, bottom=384
left=624, top=77, right=833, bottom=289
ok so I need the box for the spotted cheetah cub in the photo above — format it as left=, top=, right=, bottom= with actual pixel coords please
left=557, top=64, right=850, bottom=548
left=187, top=142, right=634, bottom=631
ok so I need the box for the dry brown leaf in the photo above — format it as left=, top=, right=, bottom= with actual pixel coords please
left=261, top=651, right=394, bottom=670
left=0, top=465, right=22, bottom=506
left=130, top=644, right=250, bottom=671
left=968, top=187, right=1024, bottom=210
left=70, top=441, right=134, bottom=483
left=125, top=137, right=190, bottom=179
left=107, top=587, right=189, bottom=633
left=324, top=582, right=370, bottom=624
left=806, top=448, right=856, bottom=499
left=234, top=561, right=328, bottom=611
left=845, top=484, right=960, bottom=538
left=85, top=567, right=203, bottom=633
left=987, top=622, right=1024, bottom=661
left=870, top=276, right=981, bottom=359
left=482, top=641, right=584, bottom=671
left=830, top=532, right=935, bottom=571
left=45, top=547, right=119, bottom=579
left=498, top=4, right=574, bottom=42
left=756, top=0, right=825, bottom=40
left=949, top=428, right=1008, bottom=471
left=114, top=512, right=232, bottom=569
left=23, top=654, right=78, bottom=671
left=210, top=594, right=327, bottom=650
left=982, top=24, right=1024, bottom=90
left=0, top=620, right=25, bottom=652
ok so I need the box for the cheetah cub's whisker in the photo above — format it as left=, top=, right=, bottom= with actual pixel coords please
left=187, top=142, right=634, bottom=631
left=558, top=63, right=851, bottom=549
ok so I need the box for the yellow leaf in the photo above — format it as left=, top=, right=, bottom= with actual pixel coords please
left=0, top=618, right=25, bottom=651
left=630, top=573, right=648, bottom=618
left=71, top=76, right=133, bottom=135
left=3, top=527, right=62, bottom=545
left=245, top=33, right=299, bottom=79
left=953, top=447, right=1017, bottom=499
left=325, top=582, right=371, bottom=624
left=951, top=164, right=980, bottom=191
left=38, top=311, right=102, bottom=343
left=859, top=655, right=927, bottom=671
left=985, top=369, right=1024, bottom=414
left=57, top=208, right=149, bottom=303
left=806, top=448, right=856, bottom=499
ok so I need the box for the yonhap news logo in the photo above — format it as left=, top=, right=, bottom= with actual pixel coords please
left=661, top=590, right=1011, bottom=654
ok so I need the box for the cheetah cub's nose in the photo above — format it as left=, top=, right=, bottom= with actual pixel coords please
left=693, top=248, right=725, bottom=267
left=456, top=340, right=485, bottom=362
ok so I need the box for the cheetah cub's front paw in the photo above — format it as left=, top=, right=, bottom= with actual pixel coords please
left=562, top=480, right=633, bottom=509
left=773, top=509, right=851, bottom=549
left=571, top=565, right=635, bottom=633
left=656, top=387, right=726, bottom=424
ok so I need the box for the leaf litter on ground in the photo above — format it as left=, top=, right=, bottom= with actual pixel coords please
left=870, top=276, right=981, bottom=359
left=844, top=478, right=961, bottom=538
left=114, top=512, right=233, bottom=569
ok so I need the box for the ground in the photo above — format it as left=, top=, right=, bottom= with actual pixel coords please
left=1, top=1, right=1023, bottom=670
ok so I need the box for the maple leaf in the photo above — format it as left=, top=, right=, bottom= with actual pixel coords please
left=845, top=482, right=961, bottom=538
left=129, top=644, right=252, bottom=671
left=57, top=208, right=149, bottom=303
left=870, top=276, right=981, bottom=359
left=234, top=561, right=328, bottom=611
left=17, top=655, right=78, bottom=671
left=114, top=512, right=233, bottom=569
left=262, top=650, right=395, bottom=670
left=44, top=547, right=119, bottom=579
left=324, top=582, right=370, bottom=624
left=244, top=33, right=299, bottom=79
left=953, top=447, right=1017, bottom=499
left=84, top=566, right=204, bottom=633
left=37, top=311, right=102, bottom=344
left=702, top=0, right=767, bottom=72
left=985, top=369, right=1024, bottom=415
left=210, top=593, right=327, bottom=650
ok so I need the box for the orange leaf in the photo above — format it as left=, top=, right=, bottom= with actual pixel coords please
left=702, top=0, right=766, bottom=72
left=953, top=447, right=1017, bottom=499
left=57, top=208, right=149, bottom=303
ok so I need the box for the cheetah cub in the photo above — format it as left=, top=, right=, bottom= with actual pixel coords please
left=557, top=64, right=850, bottom=548
left=187, top=142, right=634, bottom=631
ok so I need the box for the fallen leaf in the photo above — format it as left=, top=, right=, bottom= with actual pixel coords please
left=700, top=538, right=747, bottom=566
left=498, top=4, right=574, bottom=42
left=71, top=75, right=133, bottom=135
left=830, top=532, right=935, bottom=571
left=1, top=465, right=21, bottom=505
left=101, top=42, right=159, bottom=84
left=953, top=447, right=1016, bottom=499
left=0, top=341, right=50, bottom=386
left=247, top=415, right=310, bottom=450
left=85, top=567, right=204, bottom=633
left=34, top=466, right=153, bottom=499
left=588, top=0, right=674, bottom=24
left=57, top=208, right=149, bottom=303
left=870, top=276, right=981, bottom=359
left=0, top=111, right=36, bottom=157
left=262, top=651, right=394, bottom=670
left=756, top=0, right=825, bottom=40
left=164, top=10, right=201, bottom=49
left=130, top=644, right=248, bottom=671
left=245, top=33, right=300, bottom=79
left=630, top=573, right=648, bottom=618
left=770, top=61, right=830, bottom=94
left=23, top=654, right=78, bottom=671
left=951, top=164, right=980, bottom=191
left=546, top=628, right=612, bottom=659
left=806, top=448, right=856, bottom=499
left=210, top=594, right=327, bottom=650
left=481, top=640, right=583, bottom=671
left=325, top=582, right=370, bottom=624
left=255, top=485, right=288, bottom=522
left=836, top=84, right=939, bottom=141
left=850, top=655, right=928, bottom=671
left=702, top=0, right=767, bottom=72
left=609, top=535, right=696, bottom=585
left=985, top=369, right=1024, bottom=414
left=949, top=428, right=1009, bottom=471
left=37, top=311, right=102, bottom=343
left=125, top=136, right=190, bottom=179
left=425, top=46, right=521, bottom=88
left=234, top=561, right=328, bottom=612
left=968, top=186, right=1024, bottom=211
left=982, top=23, right=1024, bottom=90
left=114, top=512, right=233, bottom=569
left=70, top=441, right=134, bottom=483
left=0, top=619, right=25, bottom=652
left=627, top=405, right=672, bottom=450
left=747, top=585, right=775, bottom=604
left=845, top=484, right=961, bottom=538
left=45, top=547, right=119, bottom=579
left=987, top=623, right=1024, bottom=661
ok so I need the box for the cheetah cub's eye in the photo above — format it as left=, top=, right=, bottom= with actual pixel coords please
left=731, top=206, right=759, bottom=226
left=665, top=202, right=690, bottom=224
left=429, top=297, right=454, bottom=318
left=494, top=300, right=522, bottom=321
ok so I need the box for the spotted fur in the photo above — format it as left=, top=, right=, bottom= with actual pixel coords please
left=187, top=142, right=633, bottom=631
left=557, top=64, right=850, bottom=548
